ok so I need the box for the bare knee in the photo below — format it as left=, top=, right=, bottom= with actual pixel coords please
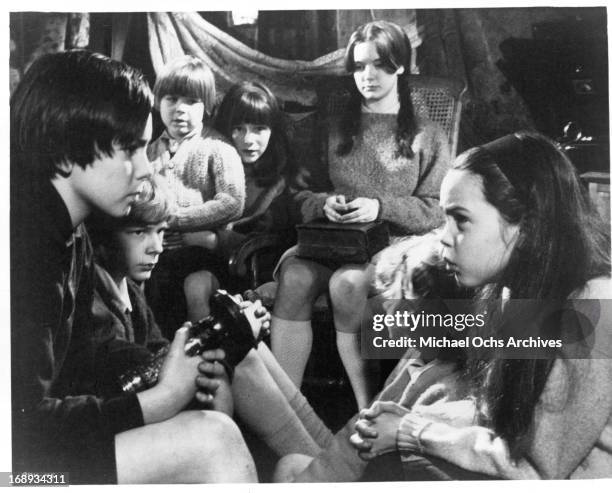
left=329, top=267, right=371, bottom=306
left=184, top=270, right=218, bottom=321
left=273, top=453, right=314, bottom=482
left=275, top=259, right=329, bottom=316
left=178, top=411, right=256, bottom=481
left=187, top=411, right=240, bottom=446
left=184, top=270, right=217, bottom=299
left=278, top=260, right=326, bottom=299
left=116, top=411, right=256, bottom=483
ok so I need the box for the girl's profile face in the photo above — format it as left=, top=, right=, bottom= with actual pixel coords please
left=352, top=40, right=403, bottom=106
left=159, top=94, right=205, bottom=140
left=231, top=123, right=272, bottom=164
left=439, top=169, right=519, bottom=288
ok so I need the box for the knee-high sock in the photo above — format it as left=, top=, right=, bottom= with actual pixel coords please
left=232, top=351, right=321, bottom=457
left=256, top=343, right=334, bottom=449
left=336, top=331, right=378, bottom=410
left=292, top=414, right=368, bottom=482
left=287, top=391, right=334, bottom=449
left=270, top=315, right=313, bottom=389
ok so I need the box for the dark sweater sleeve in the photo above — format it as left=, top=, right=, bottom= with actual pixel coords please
left=289, top=162, right=334, bottom=224
left=12, top=242, right=144, bottom=472
left=379, top=124, right=451, bottom=235
left=230, top=177, right=293, bottom=234
left=128, top=279, right=169, bottom=351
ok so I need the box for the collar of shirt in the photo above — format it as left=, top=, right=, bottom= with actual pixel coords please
left=160, top=123, right=204, bottom=151
left=95, top=264, right=133, bottom=315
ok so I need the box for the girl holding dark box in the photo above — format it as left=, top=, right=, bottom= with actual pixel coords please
left=270, top=20, right=451, bottom=408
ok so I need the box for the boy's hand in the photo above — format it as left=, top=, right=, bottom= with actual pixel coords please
left=155, top=324, right=201, bottom=410
left=195, top=349, right=233, bottom=415
left=195, top=349, right=226, bottom=397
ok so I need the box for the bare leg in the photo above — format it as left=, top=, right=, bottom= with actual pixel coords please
left=115, top=410, right=257, bottom=483
left=271, top=257, right=332, bottom=387
left=329, top=263, right=378, bottom=409
left=184, top=270, right=219, bottom=322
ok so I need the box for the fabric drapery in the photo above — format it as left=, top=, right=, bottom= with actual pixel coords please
left=146, top=11, right=422, bottom=106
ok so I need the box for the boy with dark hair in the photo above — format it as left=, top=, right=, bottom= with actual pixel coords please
left=11, top=50, right=256, bottom=484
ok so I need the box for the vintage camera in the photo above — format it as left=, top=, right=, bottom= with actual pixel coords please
left=119, top=290, right=266, bottom=393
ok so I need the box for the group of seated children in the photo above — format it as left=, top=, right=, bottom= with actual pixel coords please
left=11, top=19, right=612, bottom=485
left=144, top=55, right=295, bottom=332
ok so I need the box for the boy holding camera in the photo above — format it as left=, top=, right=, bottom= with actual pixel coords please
left=11, top=50, right=256, bottom=484
left=86, top=178, right=238, bottom=410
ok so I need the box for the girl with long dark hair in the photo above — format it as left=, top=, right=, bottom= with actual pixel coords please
left=350, top=131, right=612, bottom=478
left=270, top=20, right=451, bottom=409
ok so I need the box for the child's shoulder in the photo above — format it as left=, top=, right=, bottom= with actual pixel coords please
left=190, top=126, right=241, bottom=162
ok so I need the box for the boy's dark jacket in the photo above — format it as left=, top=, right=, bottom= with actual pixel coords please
left=89, top=264, right=168, bottom=397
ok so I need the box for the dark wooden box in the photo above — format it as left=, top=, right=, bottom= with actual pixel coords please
left=296, top=219, right=389, bottom=264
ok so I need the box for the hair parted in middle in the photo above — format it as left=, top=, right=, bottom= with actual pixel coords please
left=338, top=20, right=417, bottom=158
left=153, top=55, right=216, bottom=119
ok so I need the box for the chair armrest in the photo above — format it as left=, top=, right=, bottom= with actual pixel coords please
left=227, top=233, right=291, bottom=280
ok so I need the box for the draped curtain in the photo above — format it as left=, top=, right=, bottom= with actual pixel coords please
left=144, top=9, right=545, bottom=149
left=12, top=9, right=589, bottom=148
left=146, top=11, right=422, bottom=107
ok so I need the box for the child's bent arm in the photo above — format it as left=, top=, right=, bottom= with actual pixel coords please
left=401, top=357, right=612, bottom=479
left=173, top=142, right=245, bottom=230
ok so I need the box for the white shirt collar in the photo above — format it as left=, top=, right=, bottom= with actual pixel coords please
left=96, top=264, right=133, bottom=314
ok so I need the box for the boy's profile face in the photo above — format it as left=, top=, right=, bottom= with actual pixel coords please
left=111, top=220, right=168, bottom=282
left=69, top=115, right=154, bottom=218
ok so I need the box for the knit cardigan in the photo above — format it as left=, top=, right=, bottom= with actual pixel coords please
left=147, top=126, right=245, bottom=231
left=293, top=115, right=451, bottom=237
left=399, top=277, right=612, bottom=479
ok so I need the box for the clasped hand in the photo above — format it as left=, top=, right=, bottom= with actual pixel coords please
left=324, top=194, right=380, bottom=223
left=350, top=400, right=409, bottom=460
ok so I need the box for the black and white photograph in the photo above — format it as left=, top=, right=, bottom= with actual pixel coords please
left=5, top=1, right=612, bottom=487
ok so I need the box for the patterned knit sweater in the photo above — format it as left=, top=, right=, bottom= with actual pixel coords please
left=294, top=114, right=451, bottom=237
left=147, top=125, right=245, bottom=231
